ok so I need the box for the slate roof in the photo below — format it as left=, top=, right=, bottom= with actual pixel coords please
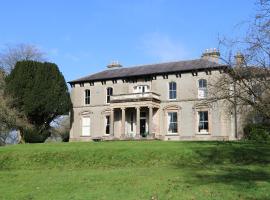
left=69, top=59, right=226, bottom=84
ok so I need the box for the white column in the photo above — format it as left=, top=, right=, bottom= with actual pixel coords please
left=136, top=107, right=140, bottom=137
left=110, top=108, right=114, bottom=136
left=121, top=108, right=126, bottom=137
left=148, top=106, right=153, bottom=135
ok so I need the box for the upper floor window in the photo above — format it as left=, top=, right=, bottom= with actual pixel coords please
left=134, top=85, right=149, bottom=93
left=85, top=89, right=90, bottom=105
left=169, top=82, right=177, bottom=100
left=106, top=87, right=113, bottom=103
left=198, top=79, right=207, bottom=98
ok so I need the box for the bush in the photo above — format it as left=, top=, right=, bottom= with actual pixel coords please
left=23, top=128, right=50, bottom=143
left=60, top=131, right=69, bottom=142
left=244, top=123, right=270, bottom=142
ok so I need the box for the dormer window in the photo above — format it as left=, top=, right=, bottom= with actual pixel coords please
left=134, top=85, right=149, bottom=93
left=198, top=79, right=207, bottom=99
left=106, top=87, right=113, bottom=103
left=85, top=89, right=90, bottom=105
left=169, top=82, right=177, bottom=100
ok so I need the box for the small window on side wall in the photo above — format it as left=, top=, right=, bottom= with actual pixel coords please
left=85, top=90, right=90, bottom=105
left=198, top=79, right=207, bottom=99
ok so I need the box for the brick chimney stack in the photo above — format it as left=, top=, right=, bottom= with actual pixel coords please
left=201, top=48, right=220, bottom=63
left=107, top=60, right=122, bottom=69
left=234, top=52, right=245, bottom=67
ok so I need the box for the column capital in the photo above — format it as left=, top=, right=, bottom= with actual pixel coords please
left=136, top=106, right=141, bottom=110
left=147, top=105, right=153, bottom=109
left=121, top=107, right=126, bottom=111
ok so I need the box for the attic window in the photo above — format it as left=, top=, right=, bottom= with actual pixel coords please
left=101, top=81, right=106, bottom=85
left=71, top=84, right=75, bottom=88
left=112, top=79, right=117, bottom=84
left=90, top=82, right=94, bottom=86
left=80, top=83, right=84, bottom=87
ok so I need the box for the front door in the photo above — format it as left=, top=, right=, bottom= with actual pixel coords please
left=140, top=119, right=146, bottom=137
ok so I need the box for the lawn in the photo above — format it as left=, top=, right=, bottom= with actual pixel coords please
left=0, top=141, right=269, bottom=200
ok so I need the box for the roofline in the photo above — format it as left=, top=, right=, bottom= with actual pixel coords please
left=68, top=65, right=228, bottom=85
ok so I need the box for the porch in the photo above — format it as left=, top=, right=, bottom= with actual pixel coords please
left=107, top=105, right=160, bottom=139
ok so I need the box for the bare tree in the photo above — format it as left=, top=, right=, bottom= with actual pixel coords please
left=0, top=43, right=45, bottom=73
left=207, top=0, right=270, bottom=137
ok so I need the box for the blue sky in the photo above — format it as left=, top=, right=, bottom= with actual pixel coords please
left=0, top=0, right=256, bottom=82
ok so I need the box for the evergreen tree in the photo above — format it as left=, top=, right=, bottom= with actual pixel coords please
left=5, top=61, right=71, bottom=141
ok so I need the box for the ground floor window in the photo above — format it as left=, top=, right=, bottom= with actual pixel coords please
left=168, top=112, right=178, bottom=133
left=198, top=111, right=209, bottom=133
left=82, top=117, right=91, bottom=136
left=105, top=116, right=110, bottom=135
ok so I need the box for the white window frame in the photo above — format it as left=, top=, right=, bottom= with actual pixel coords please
left=85, top=89, right=91, bottom=105
left=197, top=111, right=209, bottom=134
left=198, top=79, right=207, bottom=99
left=167, top=112, right=178, bottom=134
left=168, top=82, right=177, bottom=100
left=81, top=117, right=91, bottom=136
left=106, top=87, right=113, bottom=103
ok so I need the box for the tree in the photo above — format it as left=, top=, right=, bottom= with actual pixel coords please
left=0, top=69, right=30, bottom=145
left=207, top=0, right=270, bottom=137
left=0, top=43, right=45, bottom=73
left=5, top=61, right=71, bottom=141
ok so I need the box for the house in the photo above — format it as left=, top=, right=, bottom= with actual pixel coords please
left=68, top=49, right=238, bottom=141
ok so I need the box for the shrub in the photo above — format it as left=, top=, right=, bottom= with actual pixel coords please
left=244, top=123, right=270, bottom=142
left=23, top=128, right=50, bottom=143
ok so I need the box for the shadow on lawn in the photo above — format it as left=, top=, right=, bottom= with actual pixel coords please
left=194, top=142, right=270, bottom=165
left=173, top=142, right=270, bottom=196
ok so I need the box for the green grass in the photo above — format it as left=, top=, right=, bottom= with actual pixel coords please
left=0, top=141, right=270, bottom=200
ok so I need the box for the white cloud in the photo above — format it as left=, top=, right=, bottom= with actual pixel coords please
left=140, top=33, right=189, bottom=61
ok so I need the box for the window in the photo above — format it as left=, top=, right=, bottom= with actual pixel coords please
left=85, top=90, right=90, bottom=105
left=168, top=112, right=178, bottom=133
left=198, top=111, right=209, bottom=133
left=169, top=82, right=177, bottom=100
left=134, top=85, right=149, bottom=93
left=105, top=116, right=110, bottom=135
left=106, top=87, right=113, bottom=103
left=198, top=79, right=207, bottom=98
left=82, top=117, right=91, bottom=136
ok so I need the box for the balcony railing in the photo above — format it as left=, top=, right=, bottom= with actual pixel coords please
left=110, top=92, right=160, bottom=103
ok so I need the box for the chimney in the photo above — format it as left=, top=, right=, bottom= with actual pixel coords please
left=201, top=48, right=220, bottom=63
left=234, top=52, right=245, bottom=67
left=107, top=60, right=122, bottom=69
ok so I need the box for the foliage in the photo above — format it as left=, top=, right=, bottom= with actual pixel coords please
left=5, top=60, right=71, bottom=141
left=0, top=141, right=269, bottom=199
left=0, top=43, right=45, bottom=73
left=244, top=123, right=270, bottom=141
left=23, top=128, right=50, bottom=143
left=208, top=1, right=270, bottom=125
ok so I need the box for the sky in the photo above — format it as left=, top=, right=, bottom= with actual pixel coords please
left=0, top=0, right=257, bottom=82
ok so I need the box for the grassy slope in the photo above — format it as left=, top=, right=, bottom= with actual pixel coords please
left=0, top=141, right=269, bottom=200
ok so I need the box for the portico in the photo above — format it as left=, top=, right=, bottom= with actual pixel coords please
left=109, top=104, right=159, bottom=139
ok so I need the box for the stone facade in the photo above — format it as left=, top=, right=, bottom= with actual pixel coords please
left=69, top=53, right=237, bottom=141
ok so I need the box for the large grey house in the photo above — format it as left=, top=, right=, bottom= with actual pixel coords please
left=68, top=49, right=238, bottom=141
